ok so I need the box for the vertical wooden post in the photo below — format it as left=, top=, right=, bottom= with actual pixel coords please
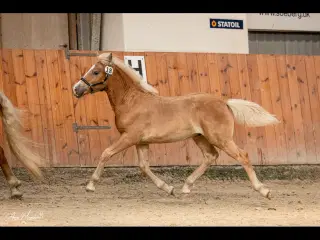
left=76, top=13, right=91, bottom=50
left=90, top=13, right=101, bottom=51
left=68, top=13, right=78, bottom=50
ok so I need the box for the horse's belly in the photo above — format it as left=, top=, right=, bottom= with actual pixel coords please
left=141, top=122, right=202, bottom=144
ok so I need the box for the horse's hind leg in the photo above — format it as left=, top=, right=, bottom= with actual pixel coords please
left=0, top=146, right=22, bottom=199
left=182, top=135, right=219, bottom=194
left=219, top=140, right=271, bottom=199
left=136, top=144, right=174, bottom=195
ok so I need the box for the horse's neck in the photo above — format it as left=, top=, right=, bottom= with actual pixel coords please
left=106, top=67, right=141, bottom=111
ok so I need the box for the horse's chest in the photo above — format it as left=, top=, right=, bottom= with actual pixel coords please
left=114, top=113, right=136, bottom=131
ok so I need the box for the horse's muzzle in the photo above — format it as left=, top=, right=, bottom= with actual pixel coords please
left=73, top=82, right=87, bottom=98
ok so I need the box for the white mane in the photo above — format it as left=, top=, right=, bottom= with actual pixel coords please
left=98, top=53, right=159, bottom=95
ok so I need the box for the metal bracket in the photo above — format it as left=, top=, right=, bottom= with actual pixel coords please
left=59, top=44, right=98, bottom=60
left=72, top=122, right=111, bottom=133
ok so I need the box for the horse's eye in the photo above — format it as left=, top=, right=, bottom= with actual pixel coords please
left=93, top=71, right=99, bottom=75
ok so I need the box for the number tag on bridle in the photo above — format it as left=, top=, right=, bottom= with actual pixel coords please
left=105, top=66, right=113, bottom=75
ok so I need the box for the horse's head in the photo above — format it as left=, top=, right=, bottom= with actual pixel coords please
left=73, top=52, right=114, bottom=98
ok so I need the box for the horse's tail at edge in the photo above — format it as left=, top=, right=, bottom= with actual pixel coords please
left=226, top=98, right=280, bottom=127
left=0, top=91, right=43, bottom=180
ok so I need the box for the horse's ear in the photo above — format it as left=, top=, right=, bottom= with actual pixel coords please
left=108, top=53, right=113, bottom=61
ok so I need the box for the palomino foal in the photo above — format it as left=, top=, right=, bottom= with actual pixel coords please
left=73, top=53, right=280, bottom=199
left=0, top=92, right=43, bottom=198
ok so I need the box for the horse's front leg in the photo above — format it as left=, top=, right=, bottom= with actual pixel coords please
left=86, top=133, right=136, bottom=192
left=137, top=144, right=174, bottom=195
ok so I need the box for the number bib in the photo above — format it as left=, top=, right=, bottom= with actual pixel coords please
left=105, top=66, right=113, bottom=75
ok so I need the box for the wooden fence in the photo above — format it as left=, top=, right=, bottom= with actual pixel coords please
left=1, top=49, right=320, bottom=167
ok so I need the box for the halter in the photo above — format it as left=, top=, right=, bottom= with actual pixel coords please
left=80, top=66, right=114, bottom=94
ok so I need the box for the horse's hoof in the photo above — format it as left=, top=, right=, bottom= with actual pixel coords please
left=266, top=191, right=272, bottom=200
left=10, top=190, right=23, bottom=199
left=16, top=180, right=22, bottom=187
left=260, top=187, right=271, bottom=200
left=168, top=186, right=175, bottom=195
left=181, top=185, right=191, bottom=194
left=9, top=179, right=22, bottom=188
left=85, top=182, right=95, bottom=192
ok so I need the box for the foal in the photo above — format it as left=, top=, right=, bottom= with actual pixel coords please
left=73, top=53, right=280, bottom=199
left=0, top=92, right=43, bottom=198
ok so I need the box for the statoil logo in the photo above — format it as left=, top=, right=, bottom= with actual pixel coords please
left=210, top=18, right=244, bottom=30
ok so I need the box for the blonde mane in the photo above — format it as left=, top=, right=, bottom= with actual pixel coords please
left=98, top=53, right=159, bottom=95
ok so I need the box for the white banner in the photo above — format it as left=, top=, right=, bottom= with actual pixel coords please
left=247, top=13, right=320, bottom=32
left=124, top=56, right=148, bottom=83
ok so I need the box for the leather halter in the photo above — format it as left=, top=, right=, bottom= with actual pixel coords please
left=80, top=65, right=113, bottom=94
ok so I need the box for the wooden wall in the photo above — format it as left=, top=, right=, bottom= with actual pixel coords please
left=1, top=49, right=320, bottom=167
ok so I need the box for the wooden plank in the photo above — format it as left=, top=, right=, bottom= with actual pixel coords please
left=164, top=53, right=185, bottom=166
left=178, top=52, right=202, bottom=166
left=1, top=50, right=17, bottom=106
left=206, top=53, right=224, bottom=165
left=68, top=54, right=91, bottom=166
left=294, top=56, right=316, bottom=164
left=34, top=50, right=55, bottom=166
left=57, top=50, right=80, bottom=165
left=310, top=56, right=320, bottom=163
left=256, top=54, right=278, bottom=164
left=155, top=52, right=175, bottom=166
left=22, top=50, right=46, bottom=164
left=207, top=53, right=222, bottom=97
left=216, top=54, right=239, bottom=165
left=275, top=55, right=297, bottom=164
left=78, top=55, right=102, bottom=166
left=236, top=54, right=259, bottom=164
left=45, top=50, right=69, bottom=166
left=196, top=53, right=211, bottom=93
left=144, top=52, right=167, bottom=166
left=175, top=52, right=194, bottom=166
left=216, top=54, right=232, bottom=100
left=227, top=54, right=246, bottom=150
left=304, top=55, right=320, bottom=163
left=265, top=55, right=288, bottom=165
left=11, top=49, right=31, bottom=167
left=1, top=49, right=15, bottom=165
left=0, top=50, right=4, bottom=150
left=246, top=54, right=268, bottom=165
left=285, top=55, right=307, bottom=164
left=186, top=53, right=201, bottom=95
left=0, top=15, right=2, bottom=48
left=185, top=53, right=211, bottom=165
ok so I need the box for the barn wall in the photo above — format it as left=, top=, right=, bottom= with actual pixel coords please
left=101, top=13, right=249, bottom=53
left=101, top=14, right=125, bottom=51
left=0, top=13, right=68, bottom=49
left=1, top=49, right=320, bottom=167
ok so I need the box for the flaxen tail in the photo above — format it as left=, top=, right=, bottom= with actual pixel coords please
left=226, top=99, right=280, bottom=127
left=0, top=91, right=43, bottom=180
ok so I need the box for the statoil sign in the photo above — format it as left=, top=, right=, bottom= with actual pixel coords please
left=210, top=18, right=244, bottom=30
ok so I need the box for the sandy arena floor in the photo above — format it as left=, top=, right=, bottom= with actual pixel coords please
left=0, top=167, right=319, bottom=226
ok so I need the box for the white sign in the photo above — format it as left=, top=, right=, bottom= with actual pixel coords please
left=247, top=13, right=320, bottom=32
left=124, top=56, right=148, bottom=83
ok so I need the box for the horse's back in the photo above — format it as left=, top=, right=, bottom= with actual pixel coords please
left=157, top=92, right=224, bottom=103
